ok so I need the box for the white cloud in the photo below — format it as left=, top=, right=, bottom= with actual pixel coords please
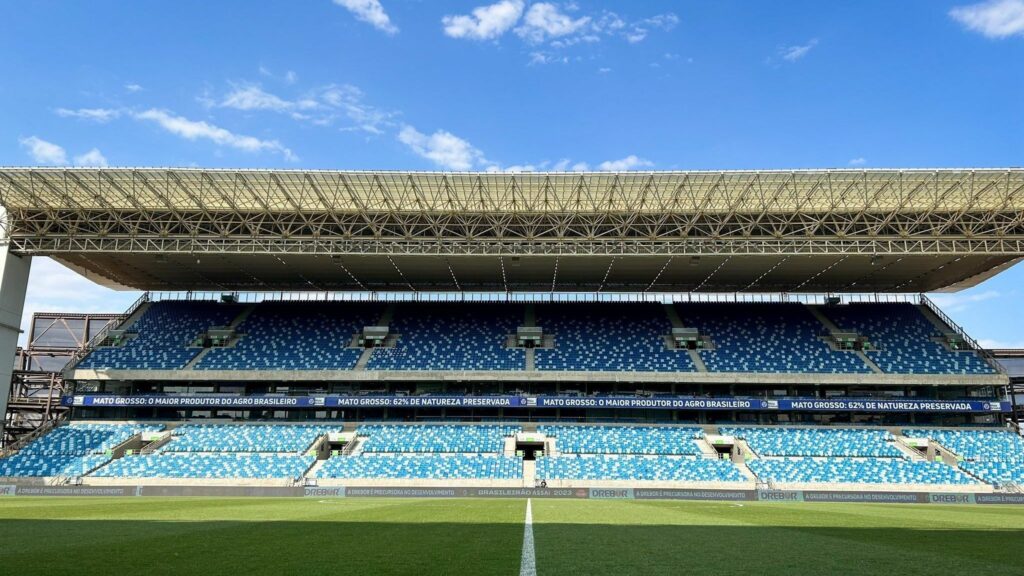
left=124, top=83, right=143, bottom=93
left=320, top=84, right=394, bottom=134
left=571, top=162, right=589, bottom=171
left=848, top=157, right=867, bottom=166
left=516, top=2, right=590, bottom=43
left=220, top=85, right=304, bottom=112
left=55, top=107, right=121, bottom=123
left=598, top=155, right=653, bottom=171
left=214, top=83, right=393, bottom=134
left=443, top=0, right=525, bottom=40
left=950, top=0, right=1024, bottom=38
left=928, top=290, right=1001, bottom=313
left=625, top=13, right=679, bottom=43
left=73, top=148, right=108, bottom=167
left=19, top=136, right=67, bottom=165
left=528, top=51, right=568, bottom=65
left=333, top=0, right=398, bottom=34
left=133, top=109, right=297, bottom=161
left=978, top=338, right=1024, bottom=349
left=397, top=125, right=485, bottom=170
left=598, top=67, right=612, bottom=73
left=284, top=71, right=298, bottom=85
left=780, top=39, right=818, bottom=62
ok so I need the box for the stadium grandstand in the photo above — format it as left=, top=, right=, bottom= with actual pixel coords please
left=1, top=167, right=1024, bottom=496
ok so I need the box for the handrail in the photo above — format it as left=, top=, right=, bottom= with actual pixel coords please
left=0, top=417, right=62, bottom=456
left=63, top=291, right=151, bottom=371
left=918, top=293, right=1004, bottom=374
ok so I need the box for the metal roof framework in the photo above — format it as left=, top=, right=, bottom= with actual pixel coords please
left=1, top=168, right=1022, bottom=292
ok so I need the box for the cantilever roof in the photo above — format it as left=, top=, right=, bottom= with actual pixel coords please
left=2, top=167, right=1024, bottom=214
left=1, top=167, right=1022, bottom=293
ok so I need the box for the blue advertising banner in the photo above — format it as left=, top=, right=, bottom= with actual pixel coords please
left=777, top=399, right=1008, bottom=413
left=62, top=395, right=1011, bottom=412
left=533, top=397, right=766, bottom=410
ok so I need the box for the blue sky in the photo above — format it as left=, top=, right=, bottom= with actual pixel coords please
left=2, top=0, right=1023, bottom=346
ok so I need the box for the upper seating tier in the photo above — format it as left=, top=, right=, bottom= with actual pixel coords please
left=76, top=301, right=995, bottom=375
left=79, top=302, right=240, bottom=370
left=822, top=304, right=994, bottom=374
left=534, top=304, right=695, bottom=373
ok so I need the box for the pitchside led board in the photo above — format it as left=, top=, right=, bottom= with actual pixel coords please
left=63, top=395, right=1012, bottom=413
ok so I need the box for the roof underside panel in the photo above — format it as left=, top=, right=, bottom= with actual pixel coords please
left=2, top=168, right=1023, bottom=292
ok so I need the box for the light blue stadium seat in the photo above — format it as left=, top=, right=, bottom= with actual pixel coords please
left=92, top=453, right=314, bottom=479
left=903, top=428, right=1024, bottom=461
left=539, top=425, right=703, bottom=455
left=721, top=427, right=903, bottom=457
left=160, top=423, right=338, bottom=453
left=905, top=428, right=1024, bottom=486
left=748, top=457, right=978, bottom=485
left=537, top=455, right=744, bottom=482
left=358, top=424, right=519, bottom=453
left=316, top=454, right=522, bottom=480
left=0, top=423, right=164, bottom=477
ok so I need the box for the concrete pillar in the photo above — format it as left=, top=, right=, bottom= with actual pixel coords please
left=0, top=246, right=31, bottom=444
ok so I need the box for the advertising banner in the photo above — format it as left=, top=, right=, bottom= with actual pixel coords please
left=63, top=395, right=1011, bottom=413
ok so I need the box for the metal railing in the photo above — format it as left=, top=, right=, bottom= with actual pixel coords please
left=0, top=417, right=62, bottom=457
left=918, top=293, right=1004, bottom=374
left=144, top=290, right=923, bottom=306
left=63, top=291, right=151, bottom=372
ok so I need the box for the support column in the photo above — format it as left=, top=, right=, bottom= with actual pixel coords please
left=0, top=246, right=31, bottom=445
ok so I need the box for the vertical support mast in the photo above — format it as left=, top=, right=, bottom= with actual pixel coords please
left=0, top=244, right=31, bottom=444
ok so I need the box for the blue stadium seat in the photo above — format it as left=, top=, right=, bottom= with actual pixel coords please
left=905, top=428, right=1024, bottom=486
left=316, top=454, right=522, bottom=480
left=679, top=303, right=871, bottom=373
left=537, top=455, right=745, bottom=482
left=358, top=424, right=519, bottom=453
left=367, top=304, right=525, bottom=371
left=78, top=301, right=240, bottom=370
left=0, top=423, right=163, bottom=477
left=822, top=304, right=995, bottom=374
left=539, top=425, right=703, bottom=455
left=747, top=457, right=978, bottom=485
left=197, top=302, right=381, bottom=370
left=92, top=453, right=314, bottom=479
left=534, top=304, right=695, bottom=372
left=721, top=427, right=903, bottom=457
left=160, top=423, right=337, bottom=453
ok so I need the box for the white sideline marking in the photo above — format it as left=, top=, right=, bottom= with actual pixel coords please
left=519, top=498, right=537, bottom=576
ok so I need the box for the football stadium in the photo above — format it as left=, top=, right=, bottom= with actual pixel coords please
left=0, top=167, right=1022, bottom=574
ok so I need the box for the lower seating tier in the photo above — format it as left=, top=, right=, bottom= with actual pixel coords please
left=748, top=457, right=979, bottom=485
left=961, top=460, right=1024, bottom=486
left=315, top=454, right=523, bottom=480
left=539, top=425, right=703, bottom=455
left=90, top=453, right=315, bottom=479
left=721, top=427, right=903, bottom=458
left=537, top=455, right=745, bottom=482
left=0, top=454, right=111, bottom=478
left=358, top=424, right=519, bottom=453
left=162, top=423, right=337, bottom=453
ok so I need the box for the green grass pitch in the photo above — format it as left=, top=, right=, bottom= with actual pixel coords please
left=1, top=497, right=1023, bottom=575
